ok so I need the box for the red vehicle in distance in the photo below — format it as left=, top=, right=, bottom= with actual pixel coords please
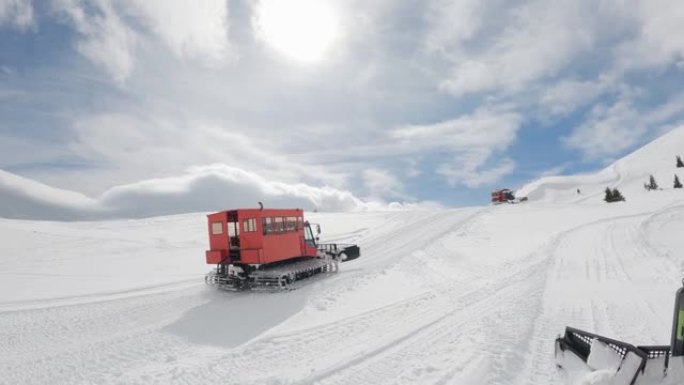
left=491, top=189, right=527, bottom=204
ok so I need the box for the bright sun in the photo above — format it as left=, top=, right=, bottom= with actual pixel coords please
left=254, top=0, right=341, bottom=63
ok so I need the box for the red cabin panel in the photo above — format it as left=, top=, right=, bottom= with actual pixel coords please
left=205, top=250, right=224, bottom=264
left=205, top=208, right=316, bottom=266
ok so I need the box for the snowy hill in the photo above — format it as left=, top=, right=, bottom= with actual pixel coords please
left=518, top=126, right=684, bottom=204
left=1, top=129, right=684, bottom=384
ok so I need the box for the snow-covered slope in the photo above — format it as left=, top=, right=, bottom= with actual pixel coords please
left=2, top=129, right=684, bottom=384
left=518, top=126, right=684, bottom=204
left=1, top=199, right=684, bottom=384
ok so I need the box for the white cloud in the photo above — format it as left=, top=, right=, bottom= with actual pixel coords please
left=0, top=0, right=33, bottom=30
left=60, top=113, right=353, bottom=196
left=68, top=114, right=258, bottom=179
left=0, top=169, right=99, bottom=220
left=538, top=164, right=570, bottom=178
left=564, top=92, right=684, bottom=159
left=56, top=0, right=137, bottom=83
left=54, top=0, right=233, bottom=83
left=362, top=168, right=405, bottom=200
left=126, top=0, right=232, bottom=64
left=99, top=164, right=363, bottom=217
left=391, top=108, right=520, bottom=152
left=433, top=0, right=597, bottom=96
left=13, top=0, right=684, bottom=206
left=391, top=108, right=521, bottom=187
left=437, top=150, right=516, bottom=188
left=564, top=97, right=642, bottom=159
left=614, top=0, right=684, bottom=71
left=424, top=0, right=485, bottom=54
left=538, top=76, right=615, bottom=117
left=51, top=107, right=520, bottom=204
left=427, top=0, right=684, bottom=100
left=423, top=0, right=684, bottom=164
left=0, top=165, right=369, bottom=220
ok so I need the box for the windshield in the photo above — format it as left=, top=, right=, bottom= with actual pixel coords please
left=304, top=223, right=316, bottom=247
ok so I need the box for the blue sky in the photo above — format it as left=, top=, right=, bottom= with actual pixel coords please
left=2, top=0, right=684, bottom=208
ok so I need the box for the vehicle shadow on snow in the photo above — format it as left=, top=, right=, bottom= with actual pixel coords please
left=164, top=287, right=310, bottom=348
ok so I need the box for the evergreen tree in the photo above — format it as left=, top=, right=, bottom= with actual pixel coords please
left=647, top=175, right=659, bottom=190
left=604, top=187, right=614, bottom=202
left=611, top=188, right=626, bottom=202
left=677, top=156, right=684, bottom=168
left=675, top=175, right=683, bottom=189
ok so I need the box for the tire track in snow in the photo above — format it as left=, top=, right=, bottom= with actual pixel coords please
left=138, top=209, right=496, bottom=385
left=0, top=286, right=214, bottom=385
left=512, top=208, right=683, bottom=385
left=11, top=205, right=680, bottom=385
left=164, top=207, right=577, bottom=385
left=0, top=278, right=202, bottom=312
left=0, top=209, right=489, bottom=385
left=249, top=210, right=560, bottom=385
left=301, top=245, right=554, bottom=385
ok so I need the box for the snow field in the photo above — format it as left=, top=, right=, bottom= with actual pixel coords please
left=1, top=198, right=684, bottom=384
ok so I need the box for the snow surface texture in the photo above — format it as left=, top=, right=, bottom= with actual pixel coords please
left=2, top=198, right=684, bottom=384
left=2, top=129, right=684, bottom=384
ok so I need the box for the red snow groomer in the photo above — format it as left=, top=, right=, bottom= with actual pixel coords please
left=491, top=188, right=515, bottom=203
left=204, top=207, right=360, bottom=291
left=491, top=188, right=528, bottom=204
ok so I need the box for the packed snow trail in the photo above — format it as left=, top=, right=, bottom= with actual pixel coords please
left=0, top=209, right=493, bottom=384
left=1, top=201, right=683, bottom=385
left=515, top=204, right=684, bottom=385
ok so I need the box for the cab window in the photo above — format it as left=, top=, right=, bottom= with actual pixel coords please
left=228, top=222, right=239, bottom=237
left=274, top=217, right=284, bottom=233
left=243, top=218, right=257, bottom=233
left=262, top=217, right=272, bottom=235
left=211, top=222, right=223, bottom=235
left=304, top=223, right=316, bottom=247
left=286, top=217, right=297, bottom=231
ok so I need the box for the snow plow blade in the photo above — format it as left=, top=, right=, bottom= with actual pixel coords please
left=555, top=280, right=684, bottom=384
left=318, top=243, right=361, bottom=262
left=338, top=244, right=360, bottom=262
left=554, top=327, right=663, bottom=385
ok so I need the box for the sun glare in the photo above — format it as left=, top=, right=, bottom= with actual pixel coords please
left=254, top=0, right=341, bottom=63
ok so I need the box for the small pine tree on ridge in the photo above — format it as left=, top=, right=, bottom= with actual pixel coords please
left=604, top=187, right=613, bottom=202
left=611, top=188, right=625, bottom=202
left=605, top=187, right=625, bottom=202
